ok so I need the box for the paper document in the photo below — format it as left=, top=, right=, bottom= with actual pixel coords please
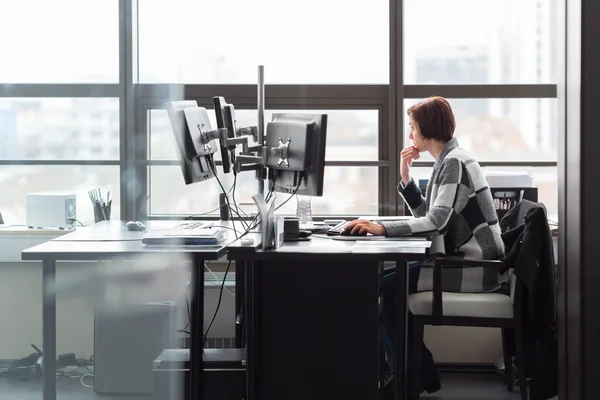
left=353, top=240, right=431, bottom=248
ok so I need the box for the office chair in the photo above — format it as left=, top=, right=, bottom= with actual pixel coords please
left=409, top=258, right=527, bottom=400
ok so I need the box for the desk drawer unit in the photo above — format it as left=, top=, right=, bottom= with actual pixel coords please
left=252, top=260, right=383, bottom=400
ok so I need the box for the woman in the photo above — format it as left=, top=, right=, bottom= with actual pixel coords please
left=345, top=96, right=505, bottom=394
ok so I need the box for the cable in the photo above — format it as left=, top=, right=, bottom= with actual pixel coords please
left=203, top=260, right=231, bottom=347
left=230, top=172, right=250, bottom=231
left=208, top=161, right=239, bottom=239
left=80, top=374, right=94, bottom=388
left=205, top=262, right=235, bottom=297
left=240, top=179, right=302, bottom=238
left=182, top=179, right=236, bottom=220
left=183, top=278, right=192, bottom=331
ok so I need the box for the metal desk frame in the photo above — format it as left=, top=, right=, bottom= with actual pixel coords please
left=21, top=221, right=231, bottom=400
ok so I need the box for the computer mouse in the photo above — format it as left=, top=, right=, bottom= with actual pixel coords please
left=126, top=221, right=146, bottom=231
left=341, top=228, right=364, bottom=236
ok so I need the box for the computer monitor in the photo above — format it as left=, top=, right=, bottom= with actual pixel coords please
left=265, top=113, right=327, bottom=197
left=166, top=101, right=218, bottom=184
left=212, top=96, right=237, bottom=174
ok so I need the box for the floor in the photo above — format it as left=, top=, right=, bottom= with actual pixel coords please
left=0, top=372, right=529, bottom=400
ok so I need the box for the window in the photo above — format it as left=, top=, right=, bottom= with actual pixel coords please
left=275, top=167, right=379, bottom=216
left=138, top=0, right=389, bottom=84
left=0, top=98, right=120, bottom=160
left=408, top=166, right=557, bottom=218
left=149, top=166, right=378, bottom=217
left=404, top=98, right=558, bottom=162
left=149, top=166, right=258, bottom=216
left=0, top=0, right=118, bottom=83
left=404, top=0, right=556, bottom=84
left=0, top=166, right=120, bottom=225
left=149, top=109, right=379, bottom=162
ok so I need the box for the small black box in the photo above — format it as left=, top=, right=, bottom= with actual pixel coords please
left=153, top=348, right=245, bottom=400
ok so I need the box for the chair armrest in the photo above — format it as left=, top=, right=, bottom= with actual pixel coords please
left=433, top=258, right=505, bottom=268
left=431, top=258, right=506, bottom=323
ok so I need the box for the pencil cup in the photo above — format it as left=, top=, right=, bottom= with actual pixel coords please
left=89, top=188, right=112, bottom=223
left=93, top=203, right=112, bottom=223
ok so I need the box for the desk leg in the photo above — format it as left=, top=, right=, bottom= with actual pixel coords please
left=246, top=261, right=257, bottom=400
left=190, top=256, right=205, bottom=400
left=235, top=261, right=245, bottom=348
left=42, top=259, right=57, bottom=400
left=394, top=261, right=408, bottom=400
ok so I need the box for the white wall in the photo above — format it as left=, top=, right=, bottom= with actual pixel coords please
left=0, top=262, right=95, bottom=360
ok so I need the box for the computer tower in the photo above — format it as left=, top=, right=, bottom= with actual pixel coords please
left=94, top=301, right=177, bottom=395
left=153, top=348, right=246, bottom=400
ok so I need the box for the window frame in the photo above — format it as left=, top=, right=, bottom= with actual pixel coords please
left=135, top=85, right=392, bottom=220
left=0, top=0, right=558, bottom=222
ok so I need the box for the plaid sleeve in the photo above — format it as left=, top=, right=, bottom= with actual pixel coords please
left=398, top=178, right=426, bottom=217
left=382, top=158, right=469, bottom=236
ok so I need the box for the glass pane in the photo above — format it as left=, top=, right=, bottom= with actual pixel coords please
left=405, top=167, right=557, bottom=219
left=0, top=1, right=118, bottom=83
left=0, top=98, right=120, bottom=160
left=150, top=109, right=378, bottom=161
left=150, top=166, right=378, bottom=217
left=403, top=98, right=557, bottom=162
left=0, top=166, right=120, bottom=225
left=404, top=0, right=557, bottom=84
left=275, top=167, right=379, bottom=216
left=149, top=166, right=259, bottom=216
left=138, top=0, right=388, bottom=84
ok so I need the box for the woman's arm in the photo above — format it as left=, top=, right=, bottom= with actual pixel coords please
left=398, top=178, right=427, bottom=217
left=381, top=157, right=468, bottom=236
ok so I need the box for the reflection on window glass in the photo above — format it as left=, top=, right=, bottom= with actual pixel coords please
left=0, top=98, right=120, bottom=160
left=150, top=166, right=378, bottom=217
left=408, top=167, right=557, bottom=218
left=138, top=0, right=388, bottom=83
left=404, top=98, right=557, bottom=162
left=0, top=0, right=118, bottom=83
left=149, top=109, right=379, bottom=161
left=404, top=0, right=556, bottom=84
left=0, top=166, right=120, bottom=225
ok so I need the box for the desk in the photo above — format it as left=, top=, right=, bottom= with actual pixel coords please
left=228, top=235, right=430, bottom=400
left=21, top=220, right=234, bottom=400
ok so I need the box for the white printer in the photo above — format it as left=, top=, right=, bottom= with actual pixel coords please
left=485, top=171, right=533, bottom=188
left=26, top=192, right=76, bottom=229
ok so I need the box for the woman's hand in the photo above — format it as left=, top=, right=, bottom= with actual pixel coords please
left=344, top=220, right=386, bottom=236
left=400, top=146, right=420, bottom=185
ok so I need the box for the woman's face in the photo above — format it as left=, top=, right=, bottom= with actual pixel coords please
left=408, top=117, right=427, bottom=152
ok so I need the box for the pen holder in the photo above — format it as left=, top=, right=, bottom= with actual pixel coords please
left=93, top=203, right=112, bottom=223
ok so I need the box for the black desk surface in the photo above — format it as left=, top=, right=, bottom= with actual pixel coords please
left=227, top=233, right=431, bottom=262
left=21, top=220, right=234, bottom=261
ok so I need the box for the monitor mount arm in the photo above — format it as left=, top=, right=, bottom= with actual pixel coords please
left=215, top=125, right=268, bottom=174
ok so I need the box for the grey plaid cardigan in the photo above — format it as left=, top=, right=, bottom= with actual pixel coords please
left=381, top=138, right=506, bottom=293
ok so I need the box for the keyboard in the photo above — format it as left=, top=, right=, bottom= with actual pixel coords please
left=174, top=221, right=213, bottom=230
left=326, top=221, right=351, bottom=236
